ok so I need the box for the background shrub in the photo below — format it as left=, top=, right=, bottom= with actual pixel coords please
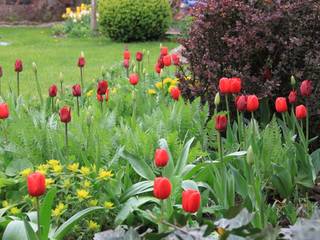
left=99, top=0, right=172, bottom=42
left=178, top=0, right=320, bottom=116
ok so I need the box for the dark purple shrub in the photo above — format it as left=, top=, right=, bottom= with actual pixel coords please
left=178, top=0, right=320, bottom=116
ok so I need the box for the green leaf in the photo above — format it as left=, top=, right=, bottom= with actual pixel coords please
left=52, top=207, right=103, bottom=240
left=5, top=159, right=33, bottom=177
left=40, top=188, right=57, bottom=240
left=24, top=221, right=39, bottom=240
left=120, top=181, right=153, bottom=202
left=214, top=208, right=254, bottom=230
left=173, top=138, right=194, bottom=176
left=181, top=180, right=199, bottom=191
left=119, top=148, right=155, bottom=180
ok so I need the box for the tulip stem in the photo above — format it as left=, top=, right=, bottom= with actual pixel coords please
left=225, top=95, right=231, bottom=126
left=51, top=98, right=54, bottom=113
left=65, top=123, right=68, bottom=150
left=76, top=97, right=80, bottom=117
left=34, top=71, right=43, bottom=105
left=217, top=132, right=223, bottom=162
left=17, top=72, right=20, bottom=96
left=100, top=101, right=103, bottom=113
left=126, top=68, right=129, bottom=78
left=80, top=67, right=84, bottom=90
left=36, top=197, right=41, bottom=238
left=60, top=81, right=64, bottom=97
left=306, top=107, right=309, bottom=152
left=236, top=110, right=242, bottom=144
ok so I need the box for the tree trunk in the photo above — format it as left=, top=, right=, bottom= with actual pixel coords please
left=91, top=0, right=97, bottom=33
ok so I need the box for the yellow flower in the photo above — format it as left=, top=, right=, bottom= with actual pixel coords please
left=48, top=159, right=60, bottom=167
left=80, top=3, right=86, bottom=11
left=80, top=166, right=91, bottom=176
left=52, top=164, right=63, bottom=174
left=88, top=220, right=100, bottom=231
left=97, top=169, right=114, bottom=180
left=186, top=76, right=191, bottom=81
left=163, top=77, right=172, bottom=84
left=20, top=168, right=32, bottom=177
left=147, top=89, right=157, bottom=95
left=10, top=207, right=21, bottom=215
left=2, top=200, right=9, bottom=208
left=37, top=164, right=49, bottom=175
left=66, top=7, right=72, bottom=14
left=89, top=199, right=98, bottom=207
left=67, top=163, right=79, bottom=172
left=86, top=90, right=94, bottom=97
left=46, top=178, right=54, bottom=188
left=63, top=179, right=71, bottom=188
left=168, top=85, right=176, bottom=93
left=171, top=79, right=178, bottom=85
left=76, top=6, right=81, bottom=14
left=155, top=82, right=163, bottom=89
left=77, top=189, right=90, bottom=200
left=52, top=202, right=66, bottom=217
left=104, top=201, right=114, bottom=209
left=84, top=180, right=91, bottom=188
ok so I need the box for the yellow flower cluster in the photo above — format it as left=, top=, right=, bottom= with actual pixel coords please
left=62, top=4, right=92, bottom=22
left=148, top=77, right=179, bottom=95
left=88, top=220, right=100, bottom=231
left=52, top=202, right=66, bottom=217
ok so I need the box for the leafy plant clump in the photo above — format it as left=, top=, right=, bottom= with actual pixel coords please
left=98, top=0, right=172, bottom=42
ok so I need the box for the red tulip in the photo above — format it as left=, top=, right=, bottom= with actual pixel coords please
left=123, top=59, right=130, bottom=69
left=49, top=84, right=58, bottom=97
left=78, top=57, right=85, bottom=68
left=246, top=95, right=259, bottom=112
left=160, top=47, right=168, bottom=56
left=219, top=77, right=231, bottom=94
left=0, top=103, right=9, bottom=119
left=14, top=59, right=23, bottom=72
left=172, top=54, right=180, bottom=66
left=59, top=106, right=71, bottom=123
left=163, top=55, right=172, bottom=67
left=72, top=84, right=81, bottom=97
left=27, top=172, right=46, bottom=197
left=215, top=115, right=227, bottom=132
left=235, top=95, right=247, bottom=112
left=97, top=94, right=103, bottom=102
left=295, top=105, right=307, bottom=120
left=136, top=51, right=143, bottom=62
left=157, top=57, right=164, bottom=69
left=300, top=80, right=312, bottom=97
left=124, top=49, right=131, bottom=60
left=129, top=74, right=139, bottom=86
left=170, top=87, right=181, bottom=101
left=154, top=148, right=169, bottom=167
left=230, top=77, right=242, bottom=94
left=97, top=80, right=108, bottom=95
left=155, top=64, right=161, bottom=74
left=288, top=90, right=297, bottom=104
left=153, top=177, right=171, bottom=200
left=275, top=97, right=288, bottom=113
left=182, top=189, right=201, bottom=213
left=0, top=65, right=3, bottom=78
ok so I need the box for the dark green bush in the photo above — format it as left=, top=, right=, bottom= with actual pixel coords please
left=99, top=0, right=172, bottom=42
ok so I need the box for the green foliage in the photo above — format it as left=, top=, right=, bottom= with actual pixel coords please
left=99, top=0, right=172, bottom=41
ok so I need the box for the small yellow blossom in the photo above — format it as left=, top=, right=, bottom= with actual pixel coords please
left=97, top=169, right=114, bottom=180
left=10, top=207, right=21, bottom=215
left=147, top=89, right=157, bottom=95
left=104, top=201, right=114, bottom=209
left=63, top=179, right=71, bottom=188
left=2, top=200, right=9, bottom=208
left=86, top=90, right=94, bottom=97
left=155, top=82, right=163, bottom=89
left=48, top=160, right=60, bottom=167
left=80, top=166, right=91, bottom=176
left=52, top=164, right=63, bottom=174
left=89, top=199, right=98, bottom=207
left=88, top=220, right=100, bottom=231
left=37, top=164, right=49, bottom=175
left=67, top=163, right=79, bottom=172
left=163, top=78, right=172, bottom=84
left=52, top=202, right=66, bottom=217
left=84, top=180, right=91, bottom=188
left=66, top=7, right=72, bottom=14
left=77, top=189, right=90, bottom=200
left=46, top=178, right=55, bottom=188
left=20, top=168, right=32, bottom=177
left=171, top=79, right=178, bottom=85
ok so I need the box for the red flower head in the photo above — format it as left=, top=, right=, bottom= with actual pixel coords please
left=157, top=57, right=164, bottom=69
left=288, top=90, right=297, bottom=104
left=0, top=65, right=3, bottom=78
left=172, top=54, right=180, bottom=66
left=300, top=80, right=312, bottom=97
left=246, top=95, right=259, bottom=112
left=153, top=177, right=171, bottom=200
left=170, top=87, right=181, bottom=101
left=219, top=77, right=231, bottom=94
left=0, top=103, right=9, bottom=119
left=123, top=49, right=131, bottom=60
left=215, top=115, right=227, bottom=132
left=72, top=84, right=81, bottom=97
left=27, top=172, right=46, bottom=197
left=275, top=97, right=288, bottom=113
left=160, top=46, right=168, bottom=56
left=123, top=59, right=130, bottom=69
left=78, top=56, right=85, bottom=68
left=136, top=51, right=143, bottom=62
left=163, top=55, right=172, bottom=67
left=97, top=80, right=108, bottom=95
left=15, top=59, right=23, bottom=72
left=154, top=148, right=169, bottom=167
left=155, top=64, right=161, bottom=74
left=129, top=73, right=139, bottom=86
left=295, top=105, right=307, bottom=120
left=97, top=94, right=103, bottom=102
left=235, top=95, right=247, bottom=112
left=59, top=106, right=71, bottom=123
left=182, top=189, right=201, bottom=213
left=230, top=77, right=242, bottom=94
left=49, top=84, right=58, bottom=97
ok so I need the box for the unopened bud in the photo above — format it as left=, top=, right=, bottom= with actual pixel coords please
left=80, top=51, right=85, bottom=58
left=32, top=62, right=37, bottom=73
left=59, top=72, right=63, bottom=83
left=214, top=92, right=220, bottom=106
left=290, top=75, right=296, bottom=86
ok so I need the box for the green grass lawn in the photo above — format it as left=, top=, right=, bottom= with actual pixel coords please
left=0, top=27, right=177, bottom=96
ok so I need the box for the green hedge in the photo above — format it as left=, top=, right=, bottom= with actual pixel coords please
left=99, top=0, right=172, bottom=42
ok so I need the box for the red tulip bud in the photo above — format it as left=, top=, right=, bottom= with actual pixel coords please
left=219, top=77, right=231, bottom=94
left=300, top=80, right=312, bottom=97
left=153, top=177, right=171, bottom=200
left=235, top=95, right=247, bottom=112
left=0, top=103, right=9, bottom=119
left=59, top=106, right=71, bottom=123
left=163, top=55, right=172, bottom=67
left=124, top=49, right=131, bottom=60
left=246, top=95, right=259, bottom=112
left=14, top=59, right=23, bottom=73
left=160, top=47, right=168, bottom=56
left=230, top=77, right=242, bottom=94
left=97, top=80, right=108, bottom=95
left=49, top=84, right=58, bottom=97
left=154, top=148, right=169, bottom=167
left=78, top=57, right=85, bottom=68
left=155, top=64, right=161, bottom=74
left=123, top=59, right=130, bottom=69
left=215, top=115, right=227, bottom=132
left=295, top=105, right=307, bottom=120
left=72, top=84, right=81, bottom=97
left=288, top=90, right=297, bottom=104
left=129, top=74, right=139, bottom=86
left=172, top=54, right=180, bottom=66
left=275, top=97, right=288, bottom=113
left=182, top=189, right=201, bottom=213
left=136, top=51, right=143, bottom=62
left=170, top=87, right=181, bottom=101
left=27, top=172, right=46, bottom=197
